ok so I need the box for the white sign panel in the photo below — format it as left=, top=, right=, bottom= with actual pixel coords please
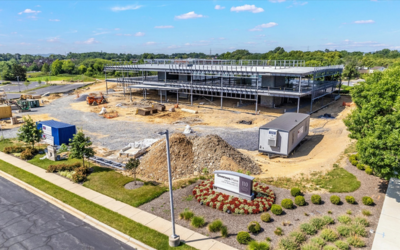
left=42, top=134, right=54, bottom=145
left=42, top=125, right=52, bottom=136
left=297, top=126, right=304, bottom=139
left=214, top=173, right=240, bottom=194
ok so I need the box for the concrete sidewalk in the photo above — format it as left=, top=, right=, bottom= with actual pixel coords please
left=0, top=152, right=236, bottom=250
left=372, top=178, right=400, bottom=250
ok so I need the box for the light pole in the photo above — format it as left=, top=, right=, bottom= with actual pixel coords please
left=17, top=76, right=20, bottom=92
left=158, top=130, right=180, bottom=247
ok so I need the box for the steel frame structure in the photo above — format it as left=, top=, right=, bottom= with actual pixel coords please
left=104, top=59, right=343, bottom=114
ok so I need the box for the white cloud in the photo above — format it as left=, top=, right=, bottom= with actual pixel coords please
left=249, top=22, right=278, bottom=31
left=116, top=33, right=132, bottom=36
left=114, top=28, right=120, bottom=30
left=354, top=20, right=375, bottom=24
left=245, top=42, right=258, bottom=44
left=269, top=0, right=286, bottom=2
left=27, top=16, right=39, bottom=20
left=18, top=42, right=31, bottom=45
left=145, top=41, right=156, bottom=45
left=75, top=38, right=99, bottom=44
left=49, top=19, right=60, bottom=22
left=11, top=32, right=17, bottom=34
left=111, top=5, right=141, bottom=12
left=218, top=37, right=225, bottom=40
left=47, top=37, right=60, bottom=43
left=93, top=31, right=109, bottom=36
left=168, top=45, right=181, bottom=49
left=215, top=5, right=225, bottom=10
left=175, top=11, right=204, bottom=20
left=135, top=32, right=145, bottom=37
left=155, top=25, right=174, bottom=29
left=18, top=9, right=41, bottom=15
left=257, top=34, right=266, bottom=37
left=230, top=5, right=264, bottom=13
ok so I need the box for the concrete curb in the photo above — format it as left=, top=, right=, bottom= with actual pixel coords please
left=0, top=170, right=156, bottom=250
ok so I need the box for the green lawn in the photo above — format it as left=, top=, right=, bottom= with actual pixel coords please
left=83, top=167, right=167, bottom=207
left=28, top=154, right=167, bottom=207
left=0, top=139, right=22, bottom=151
left=314, top=167, right=361, bottom=193
left=27, top=73, right=98, bottom=82
left=0, top=159, right=194, bottom=250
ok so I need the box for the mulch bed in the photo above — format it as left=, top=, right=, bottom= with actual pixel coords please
left=124, top=181, right=144, bottom=190
left=139, top=159, right=387, bottom=249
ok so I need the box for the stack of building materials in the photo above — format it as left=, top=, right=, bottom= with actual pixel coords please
left=0, top=105, right=12, bottom=119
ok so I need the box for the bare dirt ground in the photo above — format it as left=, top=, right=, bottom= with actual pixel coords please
left=140, top=159, right=387, bottom=250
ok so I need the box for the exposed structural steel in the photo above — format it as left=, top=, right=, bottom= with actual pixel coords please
left=104, top=59, right=343, bottom=114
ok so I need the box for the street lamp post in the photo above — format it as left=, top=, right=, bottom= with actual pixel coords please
left=159, top=130, right=180, bottom=247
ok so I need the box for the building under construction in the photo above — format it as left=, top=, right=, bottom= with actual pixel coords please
left=103, top=59, right=343, bottom=113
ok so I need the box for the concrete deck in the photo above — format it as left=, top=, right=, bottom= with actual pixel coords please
left=0, top=152, right=236, bottom=250
left=372, top=178, right=400, bottom=250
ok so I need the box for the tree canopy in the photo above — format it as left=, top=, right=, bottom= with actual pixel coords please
left=344, top=66, right=400, bottom=179
left=17, top=116, right=42, bottom=148
left=69, top=130, right=95, bottom=167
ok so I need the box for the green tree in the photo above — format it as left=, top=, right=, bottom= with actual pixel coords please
left=85, top=67, right=94, bottom=76
left=344, top=66, right=400, bottom=179
left=38, top=79, right=42, bottom=84
left=51, top=59, right=63, bottom=75
left=27, top=62, right=39, bottom=71
left=78, top=64, right=87, bottom=74
left=17, top=116, right=42, bottom=148
left=41, top=63, right=50, bottom=73
left=343, top=60, right=358, bottom=86
left=125, top=158, right=140, bottom=185
left=69, top=130, right=95, bottom=167
left=12, top=64, right=27, bottom=81
left=62, top=60, right=75, bottom=74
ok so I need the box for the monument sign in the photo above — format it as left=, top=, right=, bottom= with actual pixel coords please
left=213, top=170, right=254, bottom=200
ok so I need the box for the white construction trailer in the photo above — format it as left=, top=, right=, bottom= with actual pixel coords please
left=258, top=113, right=310, bottom=157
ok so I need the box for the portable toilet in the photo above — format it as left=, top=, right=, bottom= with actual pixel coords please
left=258, top=113, right=310, bottom=157
left=36, top=120, right=76, bottom=146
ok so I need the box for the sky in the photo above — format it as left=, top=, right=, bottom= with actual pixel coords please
left=0, top=0, right=399, bottom=55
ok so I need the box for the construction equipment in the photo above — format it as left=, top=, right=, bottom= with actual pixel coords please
left=15, top=99, right=31, bottom=111
left=20, top=94, right=33, bottom=100
left=86, top=92, right=107, bottom=105
left=0, top=90, right=8, bottom=105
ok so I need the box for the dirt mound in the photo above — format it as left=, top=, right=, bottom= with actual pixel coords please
left=138, top=134, right=260, bottom=182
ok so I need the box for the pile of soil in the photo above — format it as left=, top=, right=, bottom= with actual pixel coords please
left=138, top=134, right=260, bottom=182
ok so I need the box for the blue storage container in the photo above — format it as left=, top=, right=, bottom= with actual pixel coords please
left=36, top=120, right=77, bottom=146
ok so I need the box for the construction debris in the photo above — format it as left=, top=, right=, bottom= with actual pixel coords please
left=99, top=107, right=107, bottom=115
left=104, top=111, right=118, bottom=119
left=183, top=125, right=192, bottom=134
left=138, top=134, right=260, bottom=182
left=169, top=107, right=176, bottom=112
left=182, top=108, right=198, bottom=114
left=237, top=120, right=253, bottom=125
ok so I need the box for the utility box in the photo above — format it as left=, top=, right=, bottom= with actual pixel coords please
left=36, top=120, right=76, bottom=146
left=258, top=113, right=310, bottom=156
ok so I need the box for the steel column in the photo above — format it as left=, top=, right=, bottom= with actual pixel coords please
left=297, top=97, right=300, bottom=113
left=190, top=73, right=193, bottom=106
left=220, top=76, right=223, bottom=109
left=105, top=72, right=108, bottom=95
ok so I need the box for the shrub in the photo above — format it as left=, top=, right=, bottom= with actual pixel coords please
left=337, top=225, right=352, bottom=237
left=281, top=199, right=294, bottom=209
left=320, top=229, right=339, bottom=242
left=72, top=166, right=90, bottom=183
left=311, top=194, right=321, bottom=204
left=351, top=223, right=367, bottom=237
left=310, top=236, right=326, bottom=247
left=323, top=216, right=334, bottom=225
left=291, top=187, right=302, bottom=197
left=362, top=209, right=372, bottom=216
left=346, top=236, right=366, bottom=248
left=348, top=154, right=357, bottom=162
left=301, top=243, right=321, bottom=250
left=289, top=231, right=306, bottom=244
left=47, top=163, right=81, bottom=173
left=208, top=219, right=223, bottom=232
left=237, top=231, right=251, bottom=244
left=350, top=159, right=358, bottom=166
left=346, top=210, right=352, bottom=215
left=323, top=246, right=336, bottom=250
left=295, top=196, right=306, bottom=206
left=310, top=217, right=326, bottom=230
left=278, top=238, right=298, bottom=250
left=334, top=240, right=349, bottom=250
left=271, top=204, right=283, bottom=215
left=274, top=227, right=283, bottom=236
left=354, top=217, right=369, bottom=227
left=260, top=212, right=271, bottom=222
left=179, top=209, right=194, bottom=220
left=248, top=221, right=261, bottom=234
left=337, top=215, right=352, bottom=224
left=365, top=167, right=373, bottom=175
left=247, top=241, right=270, bottom=250
left=20, top=148, right=34, bottom=160
left=4, top=146, right=26, bottom=154
left=300, top=223, right=317, bottom=235
left=191, top=216, right=205, bottom=228
left=362, top=196, right=374, bottom=205
left=221, top=226, right=228, bottom=238
left=330, top=195, right=340, bottom=205
left=356, top=163, right=365, bottom=170
left=345, top=196, right=355, bottom=204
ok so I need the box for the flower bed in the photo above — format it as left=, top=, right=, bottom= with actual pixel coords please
left=192, top=180, right=275, bottom=214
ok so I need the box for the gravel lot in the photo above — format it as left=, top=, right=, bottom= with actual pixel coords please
left=140, top=160, right=387, bottom=249
left=3, top=95, right=259, bottom=151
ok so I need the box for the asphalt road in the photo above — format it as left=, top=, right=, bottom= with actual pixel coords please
left=0, top=176, right=134, bottom=250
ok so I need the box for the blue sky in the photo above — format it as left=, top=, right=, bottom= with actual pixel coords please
left=0, top=1, right=399, bottom=55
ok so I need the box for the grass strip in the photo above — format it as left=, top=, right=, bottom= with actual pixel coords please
left=0, top=159, right=195, bottom=250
